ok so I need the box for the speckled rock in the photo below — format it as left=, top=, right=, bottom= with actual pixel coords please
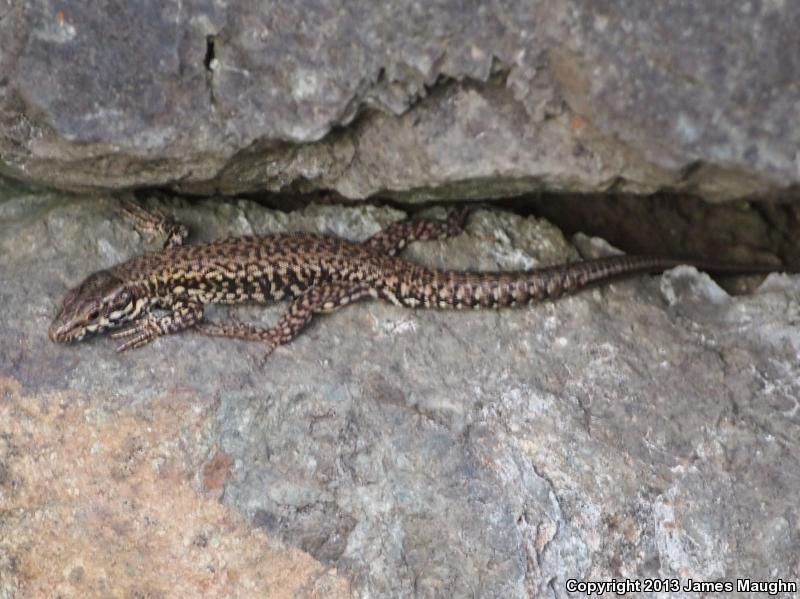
left=1, top=1, right=799, bottom=200
left=1, top=186, right=799, bottom=597
left=0, top=377, right=350, bottom=598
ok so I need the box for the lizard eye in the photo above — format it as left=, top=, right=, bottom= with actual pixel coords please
left=87, top=309, right=100, bottom=321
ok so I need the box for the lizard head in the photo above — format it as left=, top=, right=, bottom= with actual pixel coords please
left=49, top=270, right=138, bottom=343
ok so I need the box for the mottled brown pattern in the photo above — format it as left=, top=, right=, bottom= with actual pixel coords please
left=49, top=203, right=791, bottom=356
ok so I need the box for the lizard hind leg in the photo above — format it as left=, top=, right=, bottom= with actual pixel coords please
left=364, top=206, right=472, bottom=256
left=195, top=281, right=377, bottom=358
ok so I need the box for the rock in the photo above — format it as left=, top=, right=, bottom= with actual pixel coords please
left=2, top=186, right=799, bottom=596
left=1, top=2, right=799, bottom=200
left=0, top=377, right=350, bottom=598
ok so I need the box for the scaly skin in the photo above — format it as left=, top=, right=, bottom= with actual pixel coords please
left=49, top=203, right=790, bottom=356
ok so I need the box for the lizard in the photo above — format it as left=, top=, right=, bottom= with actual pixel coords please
left=49, top=201, right=794, bottom=357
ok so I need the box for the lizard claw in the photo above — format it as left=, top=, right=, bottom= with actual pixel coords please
left=110, top=326, right=139, bottom=340
left=256, top=342, right=278, bottom=366
left=446, top=205, right=473, bottom=229
left=120, top=200, right=166, bottom=237
left=115, top=335, right=147, bottom=353
left=120, top=199, right=188, bottom=249
left=112, top=314, right=160, bottom=351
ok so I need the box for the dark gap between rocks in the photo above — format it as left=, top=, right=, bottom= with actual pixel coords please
left=508, top=192, right=800, bottom=295
left=204, top=35, right=216, bottom=71
left=518, top=193, right=800, bottom=267
left=134, top=187, right=800, bottom=287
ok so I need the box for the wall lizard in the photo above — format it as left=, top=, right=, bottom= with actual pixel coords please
left=49, top=201, right=793, bottom=357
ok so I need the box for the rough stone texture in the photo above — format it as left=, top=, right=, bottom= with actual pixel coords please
left=0, top=378, right=350, bottom=598
left=2, top=186, right=799, bottom=597
left=1, top=1, right=799, bottom=200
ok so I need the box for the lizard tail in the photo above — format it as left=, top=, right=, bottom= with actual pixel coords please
left=383, top=255, right=792, bottom=309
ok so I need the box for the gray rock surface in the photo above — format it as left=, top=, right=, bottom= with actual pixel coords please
left=2, top=1, right=799, bottom=200
left=2, top=186, right=799, bottom=596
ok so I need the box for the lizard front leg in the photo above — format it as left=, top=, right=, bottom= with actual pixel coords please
left=111, top=300, right=204, bottom=352
left=120, top=199, right=190, bottom=249
left=196, top=281, right=376, bottom=355
left=364, top=207, right=471, bottom=256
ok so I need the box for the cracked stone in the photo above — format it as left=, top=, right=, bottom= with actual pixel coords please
left=2, top=186, right=800, bottom=596
left=1, top=2, right=799, bottom=200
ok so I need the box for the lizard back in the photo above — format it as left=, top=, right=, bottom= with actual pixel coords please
left=110, top=233, right=409, bottom=306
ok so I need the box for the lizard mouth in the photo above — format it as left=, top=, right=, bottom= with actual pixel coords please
left=48, top=321, right=88, bottom=343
